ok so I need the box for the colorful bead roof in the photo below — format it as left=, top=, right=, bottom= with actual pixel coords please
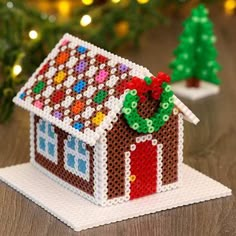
left=14, top=34, right=199, bottom=146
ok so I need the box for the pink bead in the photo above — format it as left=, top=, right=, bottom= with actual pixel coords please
left=95, top=70, right=108, bottom=83
left=61, top=39, right=69, bottom=46
left=34, top=100, right=43, bottom=109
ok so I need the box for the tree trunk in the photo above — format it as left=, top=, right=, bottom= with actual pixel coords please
left=186, top=78, right=200, bottom=88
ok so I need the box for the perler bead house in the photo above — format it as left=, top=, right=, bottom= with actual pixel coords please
left=13, top=33, right=199, bottom=206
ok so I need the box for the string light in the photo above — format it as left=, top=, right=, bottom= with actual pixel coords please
left=80, top=15, right=92, bottom=27
left=137, top=0, right=149, bottom=4
left=224, top=0, right=236, bottom=15
left=82, top=0, right=94, bottom=5
left=29, top=30, right=38, bottom=40
left=49, top=15, right=56, bottom=23
left=58, top=1, right=71, bottom=18
left=6, top=1, right=13, bottom=8
left=13, top=65, right=22, bottom=76
left=111, top=0, right=121, bottom=3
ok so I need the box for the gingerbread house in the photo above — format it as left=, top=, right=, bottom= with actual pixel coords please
left=13, top=34, right=199, bottom=206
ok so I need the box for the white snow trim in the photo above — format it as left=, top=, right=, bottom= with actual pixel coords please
left=174, top=95, right=200, bottom=125
left=93, top=132, right=109, bottom=206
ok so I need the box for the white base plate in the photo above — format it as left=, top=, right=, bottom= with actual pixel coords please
left=0, top=163, right=231, bottom=232
left=171, top=81, right=220, bottom=100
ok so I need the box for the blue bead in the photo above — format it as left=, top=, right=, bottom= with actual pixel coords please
left=73, top=122, right=84, bottom=131
left=73, top=80, right=86, bottom=93
left=20, top=92, right=26, bottom=100
left=77, top=46, right=87, bottom=54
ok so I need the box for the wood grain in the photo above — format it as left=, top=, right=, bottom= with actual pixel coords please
left=0, top=5, right=236, bottom=236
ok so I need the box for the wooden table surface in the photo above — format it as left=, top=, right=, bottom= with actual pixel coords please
left=0, top=5, right=235, bottom=236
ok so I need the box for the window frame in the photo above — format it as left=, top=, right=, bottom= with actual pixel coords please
left=36, top=119, right=58, bottom=164
left=64, top=135, right=90, bottom=181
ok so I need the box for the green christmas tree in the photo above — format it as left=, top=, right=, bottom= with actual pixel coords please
left=169, top=4, right=221, bottom=88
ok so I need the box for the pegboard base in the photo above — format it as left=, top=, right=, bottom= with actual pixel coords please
left=0, top=163, right=231, bottom=232
left=171, top=81, right=220, bottom=100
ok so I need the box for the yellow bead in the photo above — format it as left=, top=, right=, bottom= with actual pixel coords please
left=54, top=71, right=66, bottom=84
left=92, top=112, right=106, bottom=126
left=129, top=175, right=136, bottom=182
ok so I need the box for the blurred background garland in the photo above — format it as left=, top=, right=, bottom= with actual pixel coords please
left=0, top=0, right=235, bottom=122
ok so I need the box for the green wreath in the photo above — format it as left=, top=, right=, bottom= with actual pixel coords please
left=122, top=80, right=174, bottom=134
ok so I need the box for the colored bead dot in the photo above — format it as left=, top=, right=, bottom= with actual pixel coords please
left=165, top=85, right=171, bottom=92
left=71, top=101, right=85, bottom=114
left=33, top=100, right=43, bottom=109
left=129, top=175, right=136, bottom=182
left=93, top=90, right=108, bottom=104
left=95, top=70, right=109, bottom=83
left=144, top=76, right=152, bottom=85
left=61, top=39, right=70, bottom=46
left=132, top=123, right=139, bottom=130
left=73, top=122, right=84, bottom=130
left=20, top=92, right=26, bottom=100
left=162, top=102, right=169, bottom=109
left=54, top=71, right=67, bottom=84
left=95, top=54, right=108, bottom=63
left=163, top=115, right=169, bottom=121
left=119, top=64, right=128, bottom=73
left=33, top=81, right=46, bottom=94
left=76, top=60, right=87, bottom=73
left=73, top=80, right=86, bottom=93
left=39, top=63, right=49, bottom=75
left=56, top=51, right=70, bottom=65
left=51, top=90, right=65, bottom=103
left=77, top=46, right=87, bottom=54
left=130, top=90, right=137, bottom=96
left=53, top=111, right=63, bottom=119
left=92, top=112, right=106, bottom=126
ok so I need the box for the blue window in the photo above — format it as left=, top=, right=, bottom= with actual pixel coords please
left=37, top=119, right=58, bottom=163
left=64, top=135, right=89, bottom=181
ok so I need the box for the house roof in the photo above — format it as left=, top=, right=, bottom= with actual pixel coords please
left=13, top=33, right=199, bottom=146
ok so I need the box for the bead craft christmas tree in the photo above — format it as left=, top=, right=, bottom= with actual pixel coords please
left=170, top=4, right=221, bottom=91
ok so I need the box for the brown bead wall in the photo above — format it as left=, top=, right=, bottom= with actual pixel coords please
left=106, top=105, right=179, bottom=199
left=33, top=115, right=95, bottom=196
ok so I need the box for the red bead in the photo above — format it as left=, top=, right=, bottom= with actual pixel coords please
left=51, top=90, right=65, bottom=103
left=39, top=63, right=49, bottom=75
left=95, top=54, right=108, bottom=63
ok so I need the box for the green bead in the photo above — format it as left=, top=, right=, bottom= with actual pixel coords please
left=144, top=76, right=152, bottom=85
left=33, top=81, right=45, bottom=94
left=130, top=90, right=137, bottom=96
left=93, top=90, right=108, bottom=104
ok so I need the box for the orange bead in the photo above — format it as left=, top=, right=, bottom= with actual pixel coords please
left=71, top=101, right=85, bottom=114
left=56, top=51, right=70, bottom=65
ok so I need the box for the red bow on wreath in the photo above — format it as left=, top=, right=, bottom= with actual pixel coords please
left=125, top=72, right=171, bottom=103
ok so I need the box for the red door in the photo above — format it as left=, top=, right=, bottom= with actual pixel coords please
left=130, top=140, right=158, bottom=200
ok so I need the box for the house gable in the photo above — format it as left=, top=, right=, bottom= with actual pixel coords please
left=14, top=33, right=199, bottom=146
left=13, top=34, right=151, bottom=146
